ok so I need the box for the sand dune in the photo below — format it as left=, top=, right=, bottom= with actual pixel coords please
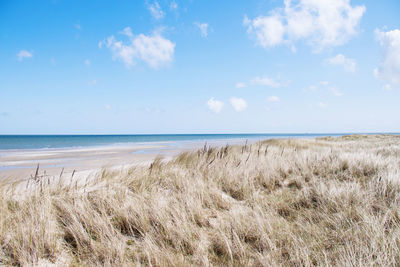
left=1, top=135, right=400, bottom=266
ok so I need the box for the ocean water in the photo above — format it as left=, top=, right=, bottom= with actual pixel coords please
left=0, top=133, right=356, bottom=150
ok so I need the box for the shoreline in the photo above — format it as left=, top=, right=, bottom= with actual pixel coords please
left=2, top=134, right=398, bottom=182
left=0, top=137, right=266, bottom=181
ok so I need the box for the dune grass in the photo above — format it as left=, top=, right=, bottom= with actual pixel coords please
left=1, top=135, right=400, bottom=266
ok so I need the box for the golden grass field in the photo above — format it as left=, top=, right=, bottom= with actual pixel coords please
left=1, top=135, right=400, bottom=266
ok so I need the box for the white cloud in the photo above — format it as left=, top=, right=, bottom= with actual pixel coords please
left=230, top=97, right=247, bottom=112
left=120, top=27, right=133, bottom=38
left=374, top=29, right=400, bottom=87
left=267, top=96, right=280, bottom=102
left=244, top=0, right=365, bottom=51
left=148, top=2, right=165, bottom=20
left=105, top=104, right=111, bottom=110
left=245, top=14, right=285, bottom=48
left=170, top=1, right=178, bottom=10
left=235, top=82, right=246, bottom=88
left=326, top=54, right=356, bottom=72
left=207, top=97, right=224, bottom=114
left=320, top=81, right=329, bottom=86
left=195, top=22, right=209, bottom=38
left=318, top=102, right=327, bottom=108
left=84, top=59, right=90, bottom=66
left=251, top=76, right=282, bottom=88
left=100, top=27, right=175, bottom=69
left=17, top=50, right=33, bottom=61
left=331, top=87, right=343, bottom=96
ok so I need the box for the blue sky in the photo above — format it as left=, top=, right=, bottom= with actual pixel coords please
left=0, top=0, right=399, bottom=134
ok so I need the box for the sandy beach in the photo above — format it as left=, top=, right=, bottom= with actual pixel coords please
left=0, top=138, right=257, bottom=182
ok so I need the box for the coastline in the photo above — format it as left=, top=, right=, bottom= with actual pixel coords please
left=0, top=137, right=267, bottom=181
left=1, top=133, right=397, bottom=182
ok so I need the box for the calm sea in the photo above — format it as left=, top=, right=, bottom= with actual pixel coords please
left=0, top=133, right=385, bottom=150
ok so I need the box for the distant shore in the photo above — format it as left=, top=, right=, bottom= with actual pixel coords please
left=0, top=138, right=269, bottom=180
left=2, top=133, right=399, bottom=181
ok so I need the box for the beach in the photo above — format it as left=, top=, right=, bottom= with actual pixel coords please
left=1, top=134, right=400, bottom=266
left=0, top=137, right=273, bottom=181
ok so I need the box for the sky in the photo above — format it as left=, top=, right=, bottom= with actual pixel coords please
left=0, top=0, right=399, bottom=134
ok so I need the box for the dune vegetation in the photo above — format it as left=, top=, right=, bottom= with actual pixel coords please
left=1, top=135, right=400, bottom=266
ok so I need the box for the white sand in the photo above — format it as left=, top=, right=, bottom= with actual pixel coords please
left=0, top=138, right=260, bottom=183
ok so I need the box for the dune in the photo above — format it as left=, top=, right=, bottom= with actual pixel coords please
left=0, top=134, right=399, bottom=266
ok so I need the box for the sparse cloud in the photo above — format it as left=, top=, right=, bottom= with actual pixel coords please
left=207, top=97, right=224, bottom=114
left=74, top=24, right=81, bottom=30
left=318, top=102, right=327, bottom=108
left=235, top=82, right=247, bottom=88
left=120, top=27, right=133, bottom=38
left=251, top=76, right=283, bottom=88
left=148, top=1, right=165, bottom=20
left=331, top=87, right=343, bottom=96
left=230, top=97, right=247, bottom=112
left=320, top=81, right=329, bottom=86
left=244, top=0, right=365, bottom=51
left=170, top=1, right=178, bottom=10
left=305, top=82, right=343, bottom=97
left=374, top=28, right=400, bottom=88
left=267, top=96, right=280, bottom=102
left=145, top=107, right=164, bottom=113
left=105, top=104, right=111, bottom=110
left=84, top=59, right=90, bottom=66
left=100, top=27, right=175, bottom=69
left=17, top=50, right=33, bottom=61
left=195, top=22, right=209, bottom=38
left=326, top=54, right=356, bottom=73
left=308, top=85, right=318, bottom=92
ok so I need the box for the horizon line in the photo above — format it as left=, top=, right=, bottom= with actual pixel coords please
left=1, top=132, right=399, bottom=136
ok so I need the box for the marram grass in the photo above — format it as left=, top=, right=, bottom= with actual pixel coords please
left=1, top=135, right=400, bottom=266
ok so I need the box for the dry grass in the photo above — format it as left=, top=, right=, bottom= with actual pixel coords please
left=1, top=135, right=400, bottom=266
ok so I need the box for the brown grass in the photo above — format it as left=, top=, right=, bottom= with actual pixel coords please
left=1, top=135, right=400, bottom=266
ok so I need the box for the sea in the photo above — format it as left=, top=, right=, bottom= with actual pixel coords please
left=0, top=133, right=386, bottom=150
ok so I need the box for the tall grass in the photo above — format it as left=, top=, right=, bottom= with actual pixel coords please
left=1, top=135, right=400, bottom=266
